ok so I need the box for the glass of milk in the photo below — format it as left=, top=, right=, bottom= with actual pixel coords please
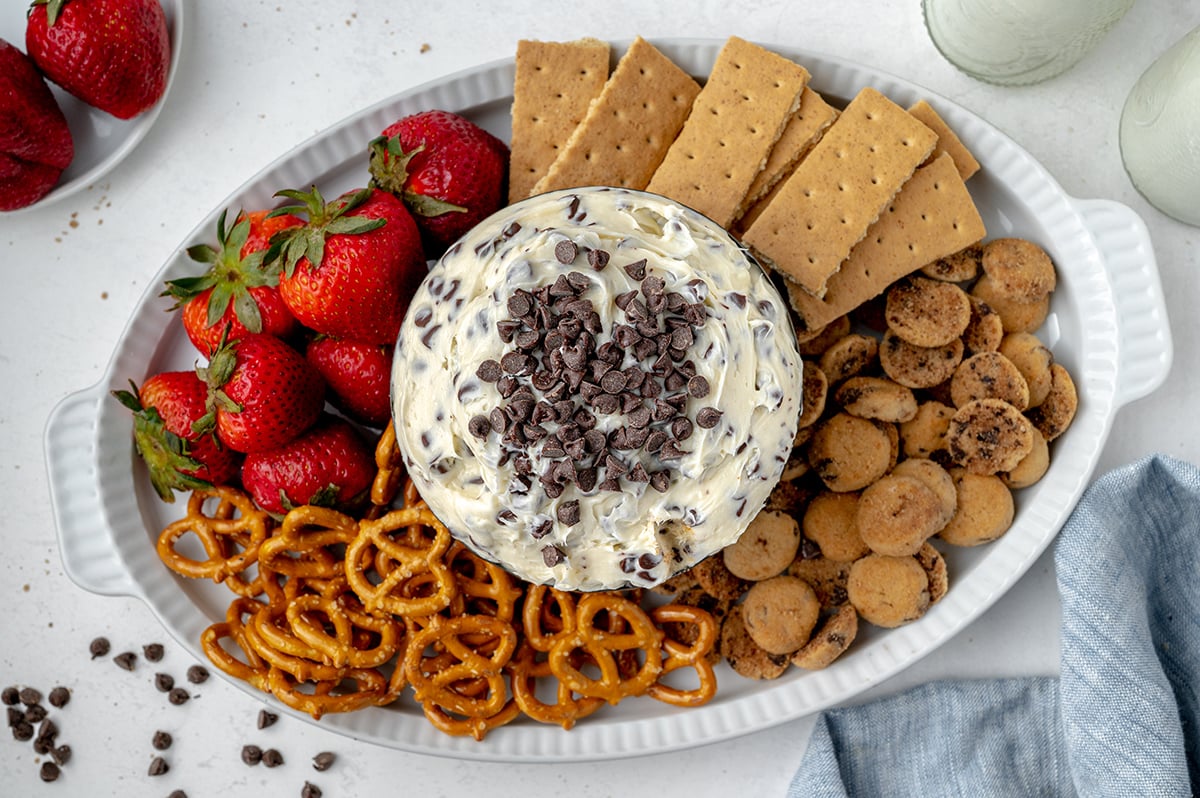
left=923, top=0, right=1135, bottom=86
left=1120, top=25, right=1200, bottom=226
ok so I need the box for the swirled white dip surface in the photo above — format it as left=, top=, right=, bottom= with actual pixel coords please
left=392, top=187, right=802, bottom=590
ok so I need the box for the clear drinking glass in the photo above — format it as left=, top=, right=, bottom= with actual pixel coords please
left=923, top=0, right=1135, bottom=86
left=1120, top=26, right=1200, bottom=227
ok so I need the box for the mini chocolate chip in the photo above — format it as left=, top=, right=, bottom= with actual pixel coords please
left=89, top=637, right=110, bottom=659
left=687, top=374, right=711, bottom=398
left=468, top=415, right=492, bottom=439
left=33, top=734, right=53, bottom=756
left=302, top=782, right=324, bottom=798
left=660, top=440, right=688, bottom=461
left=25, top=704, right=47, bottom=724
left=541, top=546, right=565, bottom=567
left=143, top=643, right=165, bottom=662
left=312, top=751, right=336, bottom=771
left=554, top=239, right=578, bottom=264
left=623, top=259, right=647, bottom=280
left=113, top=652, right=136, bottom=671
left=599, top=369, right=628, bottom=393
left=543, top=480, right=564, bottom=499
left=515, top=329, right=541, bottom=350
left=47, top=687, right=70, bottom=708
left=153, top=730, right=173, bottom=750
left=670, top=325, right=694, bottom=350
left=799, top=538, right=822, bottom=560
left=665, top=370, right=687, bottom=391
left=628, top=463, right=650, bottom=482
left=168, top=792, right=188, bottom=798
left=1, top=687, right=17, bottom=705
left=599, top=478, right=622, bottom=492
left=52, top=743, right=71, bottom=766
left=476, top=359, right=503, bottom=382
left=696, top=407, right=723, bottom=428
left=672, top=417, right=694, bottom=440
left=39, top=761, right=60, bottom=782
left=532, top=519, right=553, bottom=539
left=507, top=292, right=532, bottom=317
left=592, top=393, right=620, bottom=415
left=642, top=274, right=665, bottom=297
left=501, top=351, right=532, bottom=375
left=649, top=470, right=671, bottom=493
left=577, top=467, right=598, bottom=492
left=262, top=748, right=284, bottom=768
left=242, top=744, right=263, bottom=765
left=614, top=290, right=638, bottom=311
left=148, top=756, right=169, bottom=776
left=6, top=707, right=20, bottom=727
left=645, top=429, right=669, bottom=453
left=496, top=319, right=521, bottom=342
left=684, top=303, right=707, bottom=326
left=556, top=500, right=581, bottom=526
left=187, top=665, right=209, bottom=684
left=258, top=709, right=279, bottom=729
left=587, top=249, right=610, bottom=270
left=627, top=406, right=652, bottom=429
left=19, top=687, right=41, bottom=705
left=155, top=673, right=175, bottom=693
left=168, top=687, right=190, bottom=705
left=12, top=720, right=34, bottom=741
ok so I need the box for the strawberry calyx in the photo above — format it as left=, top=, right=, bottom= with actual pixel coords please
left=112, top=381, right=214, bottom=502
left=193, top=331, right=244, bottom=436
left=368, top=135, right=467, bottom=219
left=163, top=209, right=280, bottom=334
left=265, top=186, right=387, bottom=277
left=29, top=0, right=67, bottom=27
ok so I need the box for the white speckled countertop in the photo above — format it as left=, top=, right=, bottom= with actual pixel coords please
left=3, top=1, right=1197, bottom=795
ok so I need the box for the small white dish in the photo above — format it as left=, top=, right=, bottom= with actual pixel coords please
left=0, top=0, right=186, bottom=213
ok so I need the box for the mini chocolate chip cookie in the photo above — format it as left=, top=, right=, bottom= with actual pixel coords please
left=914, top=541, right=949, bottom=605
left=818, top=333, right=879, bottom=386
left=835, top=376, right=919, bottom=424
left=722, top=509, right=801, bottom=581
left=938, top=470, right=1015, bottom=546
left=790, top=604, right=859, bottom=670
left=947, top=398, right=1036, bottom=475
left=786, top=554, right=852, bottom=608
left=890, top=457, right=957, bottom=528
left=879, top=328, right=964, bottom=389
left=920, top=242, right=982, bottom=283
left=998, top=332, right=1054, bottom=407
left=795, top=315, right=852, bottom=355
left=899, top=400, right=955, bottom=460
left=949, top=351, right=1031, bottom=411
left=720, top=603, right=790, bottom=680
left=885, top=275, right=971, bottom=347
left=802, top=491, right=871, bottom=563
left=807, top=412, right=893, bottom=492
left=693, top=552, right=751, bottom=600
left=1001, top=426, right=1050, bottom=489
left=971, top=274, right=1051, bottom=334
left=742, top=575, right=822, bottom=655
left=1026, top=362, right=1077, bottom=441
left=797, top=360, right=829, bottom=432
left=847, top=552, right=932, bottom=628
left=962, top=295, right=1005, bottom=354
left=981, top=237, right=1057, bottom=302
left=856, top=473, right=946, bottom=556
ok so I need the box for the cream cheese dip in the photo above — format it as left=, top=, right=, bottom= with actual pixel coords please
left=391, top=187, right=802, bottom=591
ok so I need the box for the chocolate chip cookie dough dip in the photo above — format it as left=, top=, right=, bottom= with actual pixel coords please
left=392, top=187, right=803, bottom=590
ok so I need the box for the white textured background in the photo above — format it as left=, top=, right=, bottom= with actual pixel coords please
left=2, top=1, right=1198, bottom=795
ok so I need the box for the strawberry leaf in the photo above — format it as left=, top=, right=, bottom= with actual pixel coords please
left=266, top=186, right=387, bottom=274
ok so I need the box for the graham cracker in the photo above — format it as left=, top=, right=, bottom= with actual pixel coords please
left=508, top=38, right=612, bottom=202
left=738, top=86, right=838, bottom=219
left=644, top=36, right=809, bottom=228
left=742, top=86, right=938, bottom=298
left=784, top=153, right=986, bottom=332
left=532, top=37, right=700, bottom=194
left=908, top=99, right=980, bottom=181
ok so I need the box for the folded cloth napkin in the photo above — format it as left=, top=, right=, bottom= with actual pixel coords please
left=789, top=454, right=1200, bottom=797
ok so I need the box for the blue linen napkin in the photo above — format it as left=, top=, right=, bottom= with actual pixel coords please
left=789, top=454, right=1200, bottom=797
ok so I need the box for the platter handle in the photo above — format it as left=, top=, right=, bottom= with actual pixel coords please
left=1073, top=197, right=1173, bottom=408
left=44, top=385, right=143, bottom=598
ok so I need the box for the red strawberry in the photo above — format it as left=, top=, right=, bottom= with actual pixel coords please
left=163, top=208, right=301, bottom=356
left=112, top=372, right=241, bottom=502
left=368, top=109, right=509, bottom=253
left=0, top=38, right=73, bottom=211
left=271, top=186, right=426, bottom=345
left=25, top=0, right=170, bottom=120
left=241, top=414, right=376, bottom=515
left=305, top=337, right=394, bottom=428
left=196, top=333, right=325, bottom=454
